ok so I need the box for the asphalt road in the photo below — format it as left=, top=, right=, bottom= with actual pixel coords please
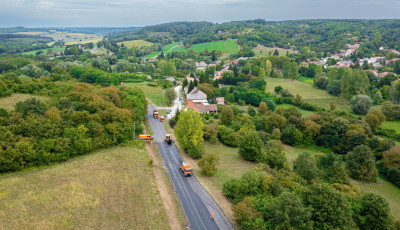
left=147, top=105, right=233, bottom=230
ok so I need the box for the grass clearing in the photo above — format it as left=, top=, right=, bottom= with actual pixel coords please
left=0, top=93, right=51, bottom=111
left=128, top=82, right=167, bottom=106
left=22, top=47, right=65, bottom=55
left=297, top=76, right=314, bottom=84
left=145, top=42, right=180, bottom=58
left=253, top=45, right=298, bottom=57
left=351, top=177, right=400, bottom=221
left=117, top=40, right=154, bottom=47
left=276, top=104, right=314, bottom=117
left=0, top=146, right=170, bottom=229
left=381, top=121, right=400, bottom=133
left=266, top=77, right=351, bottom=111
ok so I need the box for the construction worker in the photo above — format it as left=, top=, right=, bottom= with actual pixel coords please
left=210, top=212, right=214, bottom=219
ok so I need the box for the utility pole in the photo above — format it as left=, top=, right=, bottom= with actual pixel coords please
left=132, top=122, right=136, bottom=140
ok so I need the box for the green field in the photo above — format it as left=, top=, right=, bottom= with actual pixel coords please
left=351, top=177, right=400, bottom=221
left=128, top=82, right=168, bottom=106
left=276, top=104, right=315, bottom=117
left=0, top=93, right=51, bottom=110
left=297, top=76, right=314, bottom=84
left=381, top=121, right=400, bottom=133
left=118, top=40, right=154, bottom=47
left=146, top=40, right=239, bottom=58
left=254, top=45, right=298, bottom=57
left=0, top=146, right=170, bottom=229
left=266, top=77, right=351, bottom=111
left=22, top=47, right=65, bottom=55
left=145, top=42, right=180, bottom=58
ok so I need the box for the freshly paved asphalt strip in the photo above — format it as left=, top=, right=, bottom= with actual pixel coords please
left=147, top=105, right=233, bottom=230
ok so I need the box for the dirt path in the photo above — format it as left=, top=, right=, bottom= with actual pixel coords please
left=145, top=140, right=180, bottom=230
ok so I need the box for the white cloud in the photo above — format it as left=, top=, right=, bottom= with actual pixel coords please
left=36, top=0, right=55, bottom=10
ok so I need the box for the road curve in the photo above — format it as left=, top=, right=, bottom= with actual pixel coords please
left=147, top=105, right=233, bottom=230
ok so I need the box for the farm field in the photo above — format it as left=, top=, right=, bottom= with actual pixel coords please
left=117, top=39, right=154, bottom=47
left=254, top=44, right=298, bottom=57
left=0, top=146, right=170, bottom=229
left=128, top=82, right=167, bottom=106
left=16, top=31, right=102, bottom=45
left=266, top=77, right=351, bottom=112
left=22, top=47, right=65, bottom=55
left=0, top=93, right=51, bottom=111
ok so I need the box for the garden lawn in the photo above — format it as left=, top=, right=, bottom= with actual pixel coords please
left=0, top=93, right=51, bottom=111
left=266, top=77, right=351, bottom=112
left=0, top=146, right=170, bottom=229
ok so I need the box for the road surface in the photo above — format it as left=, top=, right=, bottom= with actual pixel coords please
left=147, top=106, right=233, bottom=230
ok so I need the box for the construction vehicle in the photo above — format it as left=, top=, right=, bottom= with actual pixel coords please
left=138, top=134, right=153, bottom=140
left=164, top=134, right=172, bottom=145
left=180, top=162, right=192, bottom=177
left=153, top=110, right=159, bottom=119
left=160, top=117, right=165, bottom=122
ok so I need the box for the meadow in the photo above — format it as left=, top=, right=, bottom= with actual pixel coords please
left=266, top=77, right=351, bottom=112
left=0, top=146, right=170, bottom=229
left=253, top=44, right=298, bottom=57
left=0, top=93, right=51, bottom=110
left=146, top=40, right=239, bottom=58
left=145, top=42, right=180, bottom=58
left=17, top=31, right=102, bottom=45
left=128, top=82, right=168, bottom=106
left=117, top=39, right=154, bottom=47
left=22, top=47, right=65, bottom=55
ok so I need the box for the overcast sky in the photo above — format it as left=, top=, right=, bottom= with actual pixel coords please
left=1, top=0, right=400, bottom=28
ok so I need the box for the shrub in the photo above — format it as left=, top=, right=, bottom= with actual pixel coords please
left=351, top=95, right=372, bottom=115
left=198, top=153, right=220, bottom=176
left=262, top=98, right=276, bottom=111
left=293, top=152, right=320, bottom=182
left=346, top=145, right=377, bottom=182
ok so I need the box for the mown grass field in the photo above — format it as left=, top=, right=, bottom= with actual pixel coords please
left=254, top=45, right=298, bottom=57
left=351, top=177, right=400, bottom=221
left=128, top=82, right=167, bottom=106
left=0, top=146, right=170, bottom=229
left=0, top=93, right=51, bottom=110
left=266, top=77, right=351, bottom=112
left=22, top=47, right=65, bottom=55
left=117, top=40, right=154, bottom=47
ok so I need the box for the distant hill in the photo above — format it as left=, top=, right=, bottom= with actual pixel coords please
left=0, top=26, right=32, bottom=33
left=34, top=27, right=141, bottom=36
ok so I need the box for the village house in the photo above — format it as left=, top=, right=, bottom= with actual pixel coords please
left=390, top=49, right=400, bottom=56
left=185, top=88, right=217, bottom=114
left=195, top=61, right=208, bottom=70
left=216, top=97, right=225, bottom=105
left=166, top=77, right=176, bottom=85
left=345, top=44, right=360, bottom=50
left=336, top=61, right=353, bottom=68
left=378, top=72, right=396, bottom=78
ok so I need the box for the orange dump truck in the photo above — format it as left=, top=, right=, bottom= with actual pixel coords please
left=153, top=110, right=159, bottom=119
left=179, top=162, right=192, bottom=177
left=160, top=117, right=165, bottom=122
left=138, top=134, right=153, bottom=140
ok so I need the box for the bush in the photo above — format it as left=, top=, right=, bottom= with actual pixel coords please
left=346, top=145, right=377, bottom=182
left=351, top=95, right=372, bottom=115
left=198, top=153, right=220, bottom=176
left=293, top=152, right=320, bottom=182
left=262, top=98, right=276, bottom=111
left=218, top=125, right=240, bottom=147
left=239, top=129, right=263, bottom=161
left=169, top=119, right=177, bottom=128
left=259, top=140, right=288, bottom=170
left=281, top=89, right=293, bottom=98
left=356, top=193, right=394, bottom=230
